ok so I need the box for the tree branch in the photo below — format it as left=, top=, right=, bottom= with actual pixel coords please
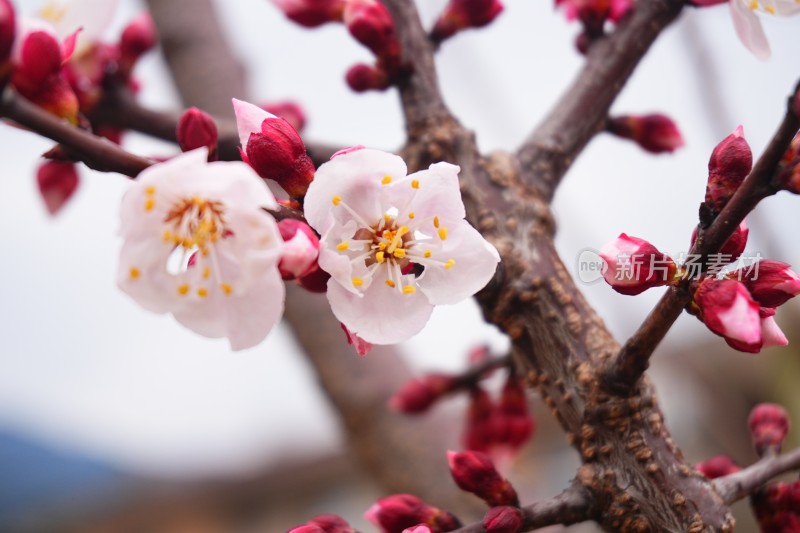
left=0, top=89, right=152, bottom=177
left=450, top=484, right=596, bottom=532
left=601, top=80, right=800, bottom=394
left=516, top=0, right=684, bottom=201
left=714, top=447, right=800, bottom=505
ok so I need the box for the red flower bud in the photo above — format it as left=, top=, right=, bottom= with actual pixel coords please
left=464, top=386, right=495, bottom=453
left=273, top=0, right=346, bottom=27
left=752, top=481, right=800, bottom=531
left=496, top=376, right=535, bottom=451
left=695, top=455, right=740, bottom=479
left=177, top=107, right=219, bottom=160
left=556, top=0, right=632, bottom=29
left=297, top=263, right=331, bottom=292
left=233, top=98, right=315, bottom=199
left=307, top=514, right=356, bottom=532
left=690, top=219, right=749, bottom=264
left=365, top=494, right=461, bottom=533
left=735, top=260, right=800, bottom=309
left=340, top=323, right=372, bottom=356
left=288, top=527, right=325, bottom=533
left=482, top=506, right=523, bottom=533
left=447, top=451, right=518, bottom=506
left=705, top=126, right=752, bottom=214
left=278, top=219, right=320, bottom=280
left=346, top=63, right=390, bottom=92
left=607, top=114, right=684, bottom=154
left=430, top=0, right=503, bottom=43
left=344, top=0, right=400, bottom=59
left=264, top=101, right=307, bottom=132
left=389, top=374, right=457, bottom=413
left=37, top=161, right=79, bottom=215
left=402, top=527, right=433, bottom=533
left=119, top=12, right=157, bottom=73
left=599, top=234, right=676, bottom=295
left=0, top=0, right=15, bottom=75
left=748, top=403, right=790, bottom=456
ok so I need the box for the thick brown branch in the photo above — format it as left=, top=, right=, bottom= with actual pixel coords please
left=516, top=0, right=684, bottom=201
left=451, top=484, right=595, bottom=532
left=0, top=90, right=152, bottom=177
left=601, top=80, right=800, bottom=394
left=380, top=0, right=453, bottom=133
left=714, top=447, right=800, bottom=505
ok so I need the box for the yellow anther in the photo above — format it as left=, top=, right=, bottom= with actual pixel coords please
left=332, top=195, right=342, bottom=206
left=39, top=2, right=66, bottom=22
left=145, top=198, right=155, bottom=211
left=337, top=241, right=350, bottom=251
left=749, top=0, right=758, bottom=7
left=402, top=285, right=416, bottom=294
left=444, top=259, right=456, bottom=269
left=197, top=288, right=209, bottom=298
left=129, top=267, right=141, bottom=279
left=352, top=277, right=364, bottom=287
left=433, top=216, right=440, bottom=228
left=191, top=196, right=203, bottom=205
left=411, top=179, right=420, bottom=189
left=162, top=230, right=173, bottom=242
left=376, top=251, right=385, bottom=263
left=424, top=250, right=432, bottom=258
left=408, top=212, right=415, bottom=219
left=385, top=279, right=396, bottom=288
left=381, top=175, right=392, bottom=185
left=378, top=242, right=388, bottom=250
left=202, top=267, right=211, bottom=279
left=438, top=227, right=448, bottom=240
left=177, top=284, right=190, bottom=295
left=221, top=283, right=233, bottom=295
left=765, top=4, right=776, bottom=12
left=397, top=226, right=409, bottom=237
left=384, top=214, right=392, bottom=222
left=393, top=249, right=406, bottom=259
left=145, top=186, right=156, bottom=195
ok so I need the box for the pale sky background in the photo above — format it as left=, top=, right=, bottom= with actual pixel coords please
left=0, top=0, right=798, bottom=478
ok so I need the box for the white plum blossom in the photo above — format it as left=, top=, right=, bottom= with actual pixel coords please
left=729, top=0, right=800, bottom=60
left=303, top=148, right=500, bottom=344
left=117, top=149, right=285, bottom=351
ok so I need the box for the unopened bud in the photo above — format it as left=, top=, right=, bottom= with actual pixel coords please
left=748, top=403, right=790, bottom=455
left=402, top=527, right=433, bottom=533
left=306, top=514, right=356, bottom=532
left=464, top=386, right=495, bottom=453
left=497, top=376, right=535, bottom=451
left=430, top=0, right=503, bottom=43
left=693, top=278, right=764, bottom=353
left=695, top=455, right=740, bottom=479
left=556, top=0, right=631, bottom=29
left=482, top=506, right=523, bottom=533
left=119, top=12, right=156, bottom=72
left=752, top=481, right=800, bottom=531
left=599, top=233, right=676, bottom=295
left=288, top=527, right=325, bottom=533
left=297, top=264, right=331, bottom=292
left=344, top=0, right=400, bottom=59
left=365, top=494, right=461, bottom=533
left=37, top=161, right=79, bottom=215
left=177, top=107, right=218, bottom=160
left=737, top=260, right=800, bottom=309
left=389, top=374, right=457, bottom=413
left=264, top=101, right=307, bottom=132
left=346, top=63, right=390, bottom=92
left=232, top=98, right=315, bottom=198
left=278, top=219, right=320, bottom=280
left=0, top=0, right=15, bottom=75
left=273, top=0, right=346, bottom=27
left=690, top=219, right=748, bottom=263
left=447, top=450, right=518, bottom=506
left=340, top=323, right=372, bottom=356
left=704, top=126, right=752, bottom=214
left=607, top=114, right=684, bottom=154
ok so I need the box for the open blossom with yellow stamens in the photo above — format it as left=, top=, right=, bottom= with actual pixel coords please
left=728, top=0, right=800, bottom=60
left=117, top=149, right=285, bottom=351
left=304, top=148, right=500, bottom=344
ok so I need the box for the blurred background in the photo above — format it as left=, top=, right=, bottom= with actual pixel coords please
left=0, top=0, right=798, bottom=531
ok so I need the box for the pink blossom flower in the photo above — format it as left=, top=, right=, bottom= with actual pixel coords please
left=736, top=260, right=800, bottom=308
left=117, top=149, right=285, bottom=351
left=37, top=0, right=120, bottom=56
left=728, top=0, right=800, bottom=60
left=277, top=219, right=320, bottom=280
left=303, top=148, right=500, bottom=344
left=599, top=234, right=676, bottom=295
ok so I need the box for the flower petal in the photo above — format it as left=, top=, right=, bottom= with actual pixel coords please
left=761, top=316, right=788, bottom=348
left=729, top=0, right=771, bottom=60
left=222, top=267, right=285, bottom=351
left=417, top=221, right=499, bottom=305
left=391, top=162, right=465, bottom=221
left=117, top=237, right=182, bottom=314
left=326, top=277, right=433, bottom=344
left=304, top=148, right=406, bottom=232
left=232, top=98, right=276, bottom=149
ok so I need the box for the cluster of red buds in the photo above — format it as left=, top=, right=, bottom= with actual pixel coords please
left=389, top=346, right=534, bottom=458
left=429, top=0, right=504, bottom=44
left=272, top=0, right=403, bottom=92
left=554, top=0, right=632, bottom=52
left=772, top=132, right=800, bottom=194
left=600, top=127, right=800, bottom=353
left=606, top=114, right=685, bottom=154
left=365, top=493, right=462, bottom=532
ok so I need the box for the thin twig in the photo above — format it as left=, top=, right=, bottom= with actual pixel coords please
left=714, top=447, right=800, bottom=504
left=450, top=484, right=595, bottom=532
left=0, top=89, right=152, bottom=177
left=601, top=80, right=800, bottom=394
